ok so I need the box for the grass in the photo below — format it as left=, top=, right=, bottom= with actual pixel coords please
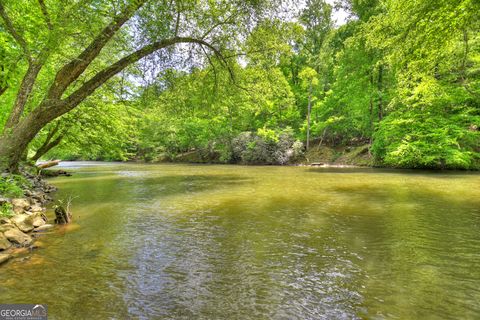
left=0, top=203, right=14, bottom=218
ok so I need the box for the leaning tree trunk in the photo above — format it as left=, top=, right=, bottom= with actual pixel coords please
left=0, top=102, right=61, bottom=172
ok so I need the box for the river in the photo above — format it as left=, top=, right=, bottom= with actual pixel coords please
left=1, top=162, right=479, bottom=319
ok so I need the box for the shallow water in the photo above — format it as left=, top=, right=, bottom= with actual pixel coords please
left=1, top=162, right=479, bottom=319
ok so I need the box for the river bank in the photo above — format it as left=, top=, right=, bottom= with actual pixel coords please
left=164, top=143, right=375, bottom=167
left=0, top=170, right=57, bottom=265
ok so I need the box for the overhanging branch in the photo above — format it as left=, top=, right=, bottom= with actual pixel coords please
left=64, top=36, right=235, bottom=110
left=0, top=1, right=32, bottom=61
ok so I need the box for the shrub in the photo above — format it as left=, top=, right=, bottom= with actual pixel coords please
left=231, top=128, right=304, bottom=164
left=0, top=175, right=25, bottom=198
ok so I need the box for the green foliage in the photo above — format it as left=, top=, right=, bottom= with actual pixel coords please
left=1, top=0, right=478, bottom=169
left=0, top=202, right=14, bottom=218
left=0, top=174, right=27, bottom=198
left=231, top=128, right=303, bottom=164
left=372, top=108, right=480, bottom=169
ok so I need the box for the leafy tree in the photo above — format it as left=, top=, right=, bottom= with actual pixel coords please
left=0, top=0, right=276, bottom=171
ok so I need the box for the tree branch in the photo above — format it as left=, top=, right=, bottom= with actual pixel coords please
left=0, top=1, right=32, bottom=61
left=174, top=11, right=181, bottom=36
left=0, top=85, right=7, bottom=97
left=31, top=126, right=66, bottom=161
left=37, top=0, right=53, bottom=30
left=200, top=45, right=219, bottom=94
left=201, top=13, right=236, bottom=39
left=46, top=0, right=146, bottom=99
left=3, top=62, right=42, bottom=132
left=64, top=36, right=234, bottom=110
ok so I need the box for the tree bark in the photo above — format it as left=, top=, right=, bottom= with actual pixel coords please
left=31, top=124, right=65, bottom=162
left=377, top=64, right=383, bottom=121
left=306, top=81, right=312, bottom=150
left=3, top=62, right=42, bottom=132
left=0, top=86, right=7, bottom=97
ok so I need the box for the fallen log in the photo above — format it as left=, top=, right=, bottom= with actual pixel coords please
left=37, top=160, right=61, bottom=169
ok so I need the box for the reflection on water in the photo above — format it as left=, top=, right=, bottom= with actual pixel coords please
left=1, top=163, right=479, bottom=319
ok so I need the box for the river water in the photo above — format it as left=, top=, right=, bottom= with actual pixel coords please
left=0, top=162, right=479, bottom=319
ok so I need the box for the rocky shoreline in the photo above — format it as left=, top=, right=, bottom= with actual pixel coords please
left=0, top=172, right=57, bottom=265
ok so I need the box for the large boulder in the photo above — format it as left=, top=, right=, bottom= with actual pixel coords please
left=10, top=214, right=34, bottom=233
left=0, top=233, right=11, bottom=250
left=4, top=228, right=32, bottom=246
left=11, top=198, right=30, bottom=214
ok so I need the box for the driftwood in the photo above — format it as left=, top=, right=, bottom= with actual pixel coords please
left=37, top=160, right=61, bottom=169
left=54, top=205, right=72, bottom=224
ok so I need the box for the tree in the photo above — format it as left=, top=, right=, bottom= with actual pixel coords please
left=299, top=67, right=318, bottom=150
left=0, top=0, right=272, bottom=172
left=366, top=0, right=480, bottom=168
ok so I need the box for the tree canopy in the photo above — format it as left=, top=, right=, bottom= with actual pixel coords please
left=0, top=0, right=478, bottom=170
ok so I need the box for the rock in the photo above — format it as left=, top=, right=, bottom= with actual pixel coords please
left=11, top=198, right=30, bottom=214
left=0, top=217, right=11, bottom=225
left=0, top=197, right=10, bottom=205
left=32, top=216, right=46, bottom=227
left=30, top=192, right=44, bottom=202
left=0, top=253, right=11, bottom=265
left=4, top=228, right=32, bottom=246
left=33, top=224, right=54, bottom=232
left=10, top=214, right=34, bottom=233
left=0, top=233, right=11, bottom=250
left=28, top=204, right=44, bottom=213
left=0, top=224, right=16, bottom=233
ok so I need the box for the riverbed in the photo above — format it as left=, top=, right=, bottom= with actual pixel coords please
left=1, top=162, right=479, bottom=319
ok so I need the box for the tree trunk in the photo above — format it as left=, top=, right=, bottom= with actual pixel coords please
left=0, top=101, right=63, bottom=172
left=377, top=64, right=383, bottom=121
left=31, top=123, right=65, bottom=162
left=306, top=81, right=312, bottom=151
left=369, top=70, right=374, bottom=139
